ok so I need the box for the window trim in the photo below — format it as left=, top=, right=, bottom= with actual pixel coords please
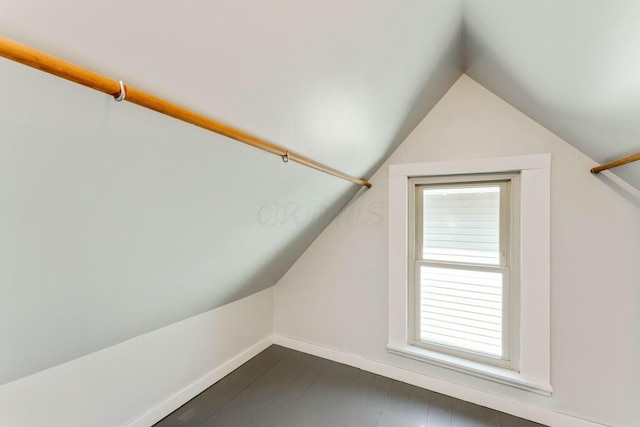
left=408, top=174, right=519, bottom=370
left=387, top=154, right=552, bottom=396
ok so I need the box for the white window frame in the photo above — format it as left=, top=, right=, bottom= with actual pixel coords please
left=387, top=154, right=552, bottom=396
left=408, top=174, right=519, bottom=370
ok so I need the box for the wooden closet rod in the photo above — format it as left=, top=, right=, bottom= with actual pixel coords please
left=591, top=152, right=640, bottom=174
left=0, top=35, right=372, bottom=188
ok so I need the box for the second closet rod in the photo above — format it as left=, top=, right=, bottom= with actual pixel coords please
left=590, top=152, right=640, bottom=174
left=0, top=35, right=372, bottom=188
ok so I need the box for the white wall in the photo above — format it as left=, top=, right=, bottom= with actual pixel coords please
left=274, top=75, right=640, bottom=426
left=0, top=287, right=274, bottom=427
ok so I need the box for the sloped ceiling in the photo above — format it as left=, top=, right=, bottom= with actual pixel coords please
left=0, top=0, right=463, bottom=383
left=1, top=0, right=638, bottom=384
left=465, top=0, right=640, bottom=188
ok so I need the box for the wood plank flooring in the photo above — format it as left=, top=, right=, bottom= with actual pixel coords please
left=154, top=345, right=545, bottom=427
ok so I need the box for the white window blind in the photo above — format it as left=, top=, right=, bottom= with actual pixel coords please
left=419, top=265, right=504, bottom=357
left=421, top=186, right=500, bottom=265
left=410, top=176, right=517, bottom=367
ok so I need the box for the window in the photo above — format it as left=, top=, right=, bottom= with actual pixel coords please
left=387, top=155, right=551, bottom=395
left=408, top=175, right=519, bottom=370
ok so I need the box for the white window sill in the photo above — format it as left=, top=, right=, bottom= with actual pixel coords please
left=387, top=344, right=552, bottom=396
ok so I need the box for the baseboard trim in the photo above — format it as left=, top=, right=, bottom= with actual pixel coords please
left=125, top=335, right=274, bottom=427
left=273, top=334, right=604, bottom=427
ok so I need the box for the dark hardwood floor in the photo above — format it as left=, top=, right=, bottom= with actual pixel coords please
left=154, top=345, right=545, bottom=427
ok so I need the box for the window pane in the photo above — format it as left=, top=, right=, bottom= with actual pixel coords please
left=419, top=265, right=503, bottom=357
left=422, top=186, right=500, bottom=265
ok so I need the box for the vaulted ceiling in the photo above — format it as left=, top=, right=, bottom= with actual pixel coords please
left=465, top=0, right=640, bottom=188
left=1, top=0, right=637, bottom=384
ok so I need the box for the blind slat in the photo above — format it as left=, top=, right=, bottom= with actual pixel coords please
left=421, top=331, right=502, bottom=356
left=419, top=265, right=503, bottom=357
left=421, top=325, right=501, bottom=345
left=423, top=311, right=502, bottom=329
left=422, top=305, right=502, bottom=325
left=421, top=318, right=501, bottom=338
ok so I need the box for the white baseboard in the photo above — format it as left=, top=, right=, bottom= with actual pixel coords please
left=125, top=335, right=274, bottom=427
left=273, top=334, right=604, bottom=427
